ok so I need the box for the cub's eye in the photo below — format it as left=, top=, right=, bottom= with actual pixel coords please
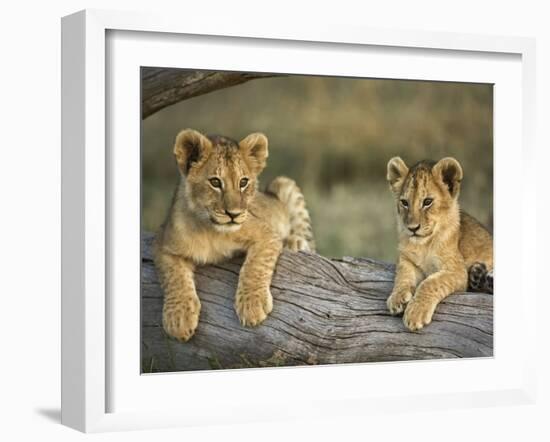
left=239, top=177, right=249, bottom=189
left=209, top=178, right=222, bottom=189
left=400, top=199, right=409, bottom=208
left=423, top=198, right=433, bottom=207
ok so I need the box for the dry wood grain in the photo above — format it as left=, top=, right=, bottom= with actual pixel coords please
left=140, top=233, right=493, bottom=372
left=141, top=68, right=281, bottom=118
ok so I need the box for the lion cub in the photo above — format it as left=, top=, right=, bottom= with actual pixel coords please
left=386, top=157, right=493, bottom=331
left=153, top=129, right=314, bottom=341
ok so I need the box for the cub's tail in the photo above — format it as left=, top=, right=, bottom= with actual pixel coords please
left=267, top=176, right=315, bottom=252
left=468, top=262, right=493, bottom=294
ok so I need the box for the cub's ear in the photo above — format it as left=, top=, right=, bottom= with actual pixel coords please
left=239, top=132, right=269, bottom=174
left=386, top=157, right=409, bottom=194
left=433, top=157, right=463, bottom=198
left=173, top=129, right=212, bottom=175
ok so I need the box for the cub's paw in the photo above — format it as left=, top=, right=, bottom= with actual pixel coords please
left=387, top=289, right=413, bottom=315
left=468, top=262, right=487, bottom=292
left=485, top=270, right=493, bottom=294
left=162, top=296, right=201, bottom=342
left=403, top=298, right=436, bottom=331
left=235, top=288, right=273, bottom=327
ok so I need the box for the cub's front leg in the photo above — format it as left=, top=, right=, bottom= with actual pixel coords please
left=154, top=251, right=200, bottom=341
left=235, top=239, right=283, bottom=327
left=403, top=265, right=467, bottom=331
left=387, top=257, right=421, bottom=315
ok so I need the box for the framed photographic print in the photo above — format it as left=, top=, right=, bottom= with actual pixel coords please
left=140, top=68, right=495, bottom=373
left=61, top=9, right=537, bottom=432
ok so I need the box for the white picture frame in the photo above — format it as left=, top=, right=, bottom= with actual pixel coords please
left=61, top=9, right=537, bottom=433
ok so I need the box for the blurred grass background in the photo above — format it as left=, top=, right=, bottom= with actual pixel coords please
left=142, top=74, right=493, bottom=262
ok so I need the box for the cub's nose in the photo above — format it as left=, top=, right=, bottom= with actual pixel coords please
left=225, top=210, right=242, bottom=220
left=408, top=224, right=420, bottom=234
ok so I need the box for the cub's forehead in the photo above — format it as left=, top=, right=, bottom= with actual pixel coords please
left=207, top=135, right=241, bottom=161
left=207, top=134, right=239, bottom=149
left=401, top=161, right=436, bottom=196
left=204, top=134, right=248, bottom=174
left=207, top=135, right=241, bottom=160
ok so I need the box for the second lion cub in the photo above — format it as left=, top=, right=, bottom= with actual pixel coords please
left=386, top=157, right=493, bottom=331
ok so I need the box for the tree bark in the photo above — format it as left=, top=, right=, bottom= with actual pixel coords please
left=141, top=68, right=281, bottom=118
left=141, top=233, right=493, bottom=373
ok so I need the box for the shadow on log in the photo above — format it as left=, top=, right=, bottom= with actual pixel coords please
left=141, top=68, right=281, bottom=119
left=141, top=233, right=493, bottom=372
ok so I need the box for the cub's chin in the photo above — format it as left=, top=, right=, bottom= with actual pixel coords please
left=212, top=222, right=243, bottom=233
left=401, top=226, right=435, bottom=243
left=409, top=229, right=435, bottom=243
left=409, top=234, right=427, bottom=243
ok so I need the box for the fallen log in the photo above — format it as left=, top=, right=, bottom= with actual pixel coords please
left=141, top=233, right=493, bottom=372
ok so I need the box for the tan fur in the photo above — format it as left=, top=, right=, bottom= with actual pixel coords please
left=385, top=157, right=493, bottom=331
left=153, top=129, right=314, bottom=341
left=267, top=176, right=315, bottom=252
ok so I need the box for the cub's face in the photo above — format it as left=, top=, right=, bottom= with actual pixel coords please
left=173, top=129, right=269, bottom=232
left=386, top=157, right=463, bottom=242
